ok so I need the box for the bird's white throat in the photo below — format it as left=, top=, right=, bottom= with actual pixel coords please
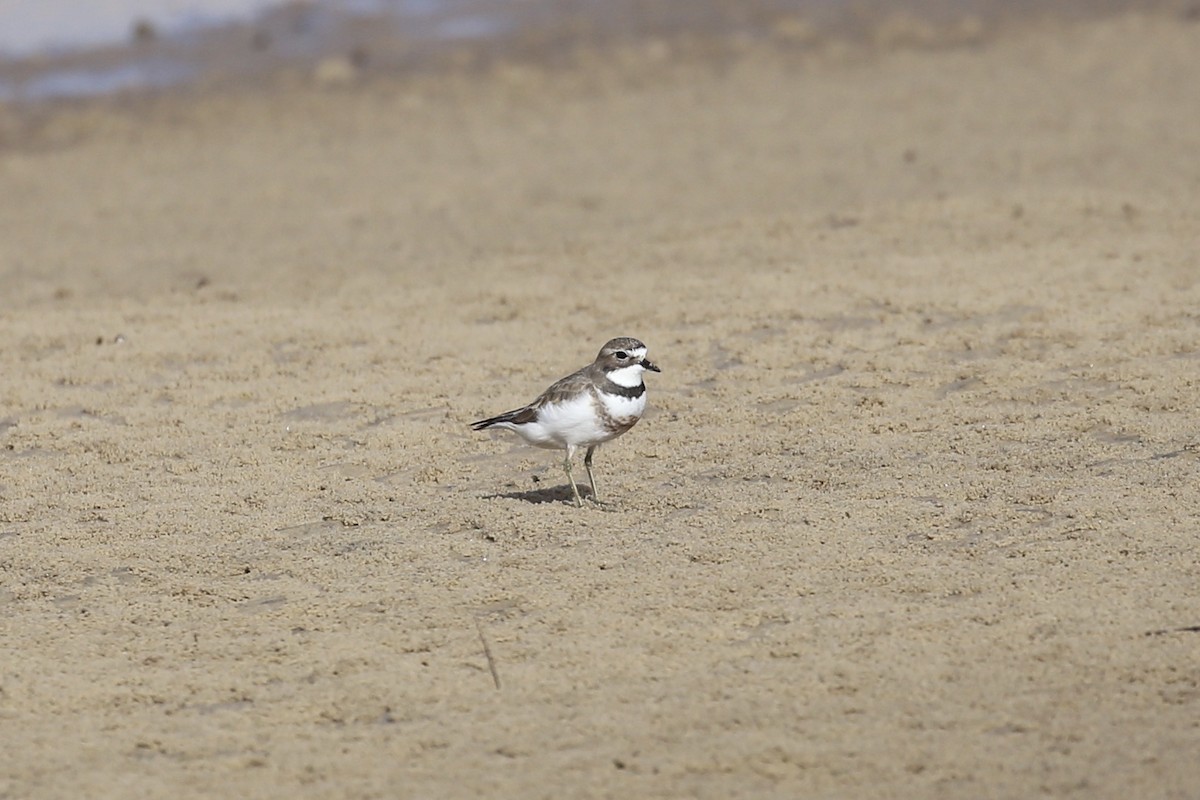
left=607, top=361, right=646, bottom=388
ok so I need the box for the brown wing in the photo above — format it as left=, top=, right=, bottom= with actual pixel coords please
left=471, top=364, right=595, bottom=430
left=531, top=366, right=596, bottom=410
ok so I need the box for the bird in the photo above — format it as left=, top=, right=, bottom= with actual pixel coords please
left=471, top=337, right=661, bottom=507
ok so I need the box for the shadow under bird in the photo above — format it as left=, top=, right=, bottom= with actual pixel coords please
left=471, top=337, right=661, bottom=507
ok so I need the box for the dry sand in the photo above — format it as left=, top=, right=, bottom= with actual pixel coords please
left=2, top=9, right=1200, bottom=798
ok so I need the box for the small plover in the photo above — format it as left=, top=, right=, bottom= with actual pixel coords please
left=471, top=337, right=661, bottom=507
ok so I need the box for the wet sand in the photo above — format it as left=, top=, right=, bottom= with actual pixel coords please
left=2, top=8, right=1200, bottom=798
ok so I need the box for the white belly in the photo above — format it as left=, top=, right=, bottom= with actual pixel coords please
left=501, top=391, right=644, bottom=451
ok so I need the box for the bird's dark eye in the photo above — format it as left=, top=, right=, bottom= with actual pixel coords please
left=615, top=351, right=628, bottom=359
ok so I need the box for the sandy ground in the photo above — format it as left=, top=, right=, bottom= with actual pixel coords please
left=2, top=9, right=1200, bottom=798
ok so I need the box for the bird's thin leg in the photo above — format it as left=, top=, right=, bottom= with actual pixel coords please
left=563, top=448, right=583, bottom=508
left=584, top=446, right=599, bottom=502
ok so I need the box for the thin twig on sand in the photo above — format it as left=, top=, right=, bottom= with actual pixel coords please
left=474, top=616, right=501, bottom=690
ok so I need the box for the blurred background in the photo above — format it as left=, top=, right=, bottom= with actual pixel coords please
left=0, top=0, right=1180, bottom=102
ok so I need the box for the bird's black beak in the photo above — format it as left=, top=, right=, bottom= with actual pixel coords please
left=642, top=358, right=661, bottom=373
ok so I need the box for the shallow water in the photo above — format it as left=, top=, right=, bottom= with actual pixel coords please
left=0, top=0, right=290, bottom=57
left=0, top=0, right=526, bottom=101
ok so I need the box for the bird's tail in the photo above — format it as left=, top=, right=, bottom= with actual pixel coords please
left=471, top=409, right=523, bottom=431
